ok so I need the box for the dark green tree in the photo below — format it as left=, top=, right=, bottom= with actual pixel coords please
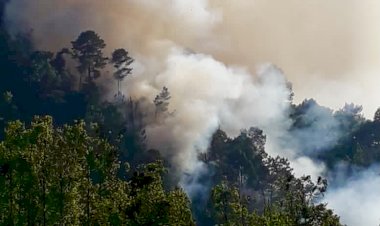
left=374, top=107, right=380, bottom=122
left=154, top=86, right=171, bottom=120
left=71, top=31, right=107, bottom=86
left=29, top=51, right=61, bottom=96
left=111, top=48, right=134, bottom=97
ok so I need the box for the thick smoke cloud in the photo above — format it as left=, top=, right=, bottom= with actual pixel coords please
left=6, top=0, right=380, bottom=116
left=4, top=1, right=380, bottom=224
left=289, top=102, right=342, bottom=155
left=3, top=0, right=333, bottom=174
left=144, top=51, right=291, bottom=173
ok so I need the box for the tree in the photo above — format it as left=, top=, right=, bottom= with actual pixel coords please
left=154, top=86, right=171, bottom=120
left=51, top=48, right=70, bottom=74
left=29, top=51, right=59, bottom=93
left=167, top=187, right=195, bottom=225
left=211, top=181, right=249, bottom=226
left=0, top=116, right=196, bottom=225
left=206, top=127, right=269, bottom=190
left=210, top=177, right=341, bottom=226
left=28, top=50, right=77, bottom=101
left=71, top=31, right=107, bottom=86
left=111, top=48, right=134, bottom=97
left=374, top=107, right=380, bottom=122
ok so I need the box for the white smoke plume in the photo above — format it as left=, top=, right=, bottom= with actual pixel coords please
left=324, top=166, right=380, bottom=226
left=3, top=0, right=325, bottom=176
left=4, top=1, right=379, bottom=224
left=142, top=51, right=296, bottom=180
left=6, top=0, right=380, bottom=116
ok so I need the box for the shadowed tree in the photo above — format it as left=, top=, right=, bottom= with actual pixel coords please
left=374, top=107, right=380, bottom=122
left=111, top=48, right=134, bottom=97
left=29, top=51, right=57, bottom=88
left=51, top=48, right=70, bottom=74
left=71, top=31, right=107, bottom=86
left=154, top=86, right=171, bottom=120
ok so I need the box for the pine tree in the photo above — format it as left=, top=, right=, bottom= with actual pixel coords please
left=154, top=86, right=171, bottom=120
left=71, top=31, right=107, bottom=86
left=111, top=48, right=134, bottom=98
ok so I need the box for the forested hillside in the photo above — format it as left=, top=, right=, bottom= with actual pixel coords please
left=0, top=0, right=380, bottom=225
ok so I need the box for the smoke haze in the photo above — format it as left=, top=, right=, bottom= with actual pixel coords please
left=324, top=166, right=380, bottom=226
left=4, top=1, right=380, bottom=225
left=6, top=0, right=380, bottom=117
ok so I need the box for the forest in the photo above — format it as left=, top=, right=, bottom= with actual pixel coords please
left=0, top=1, right=380, bottom=225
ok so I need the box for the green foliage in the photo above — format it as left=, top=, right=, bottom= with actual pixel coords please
left=167, top=188, right=195, bottom=225
left=202, top=127, right=343, bottom=226
left=0, top=21, right=365, bottom=225
left=210, top=178, right=341, bottom=226
left=211, top=181, right=249, bottom=226
left=204, top=128, right=269, bottom=190
left=29, top=50, right=72, bottom=99
left=0, top=116, right=195, bottom=225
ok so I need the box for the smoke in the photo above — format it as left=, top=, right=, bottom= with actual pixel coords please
left=3, top=0, right=329, bottom=172
left=0, top=0, right=327, bottom=187
left=208, top=0, right=380, bottom=118
left=288, top=100, right=343, bottom=155
left=143, top=51, right=293, bottom=175
left=324, top=166, right=380, bottom=226
left=4, top=0, right=380, bottom=224
left=6, top=0, right=380, bottom=116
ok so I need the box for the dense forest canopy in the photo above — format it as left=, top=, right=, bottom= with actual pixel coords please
left=0, top=0, right=380, bottom=225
